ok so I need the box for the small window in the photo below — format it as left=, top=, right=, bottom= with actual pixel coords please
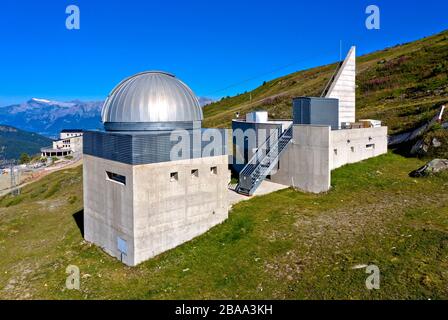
left=170, top=172, right=179, bottom=182
left=351, top=146, right=355, bottom=152
left=334, top=149, right=338, bottom=155
left=106, top=171, right=126, bottom=185
left=191, top=169, right=199, bottom=178
left=366, top=144, right=375, bottom=150
left=211, top=166, right=218, bottom=175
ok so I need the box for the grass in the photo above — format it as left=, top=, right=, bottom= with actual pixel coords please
left=1, top=153, right=448, bottom=299
left=203, top=29, right=448, bottom=135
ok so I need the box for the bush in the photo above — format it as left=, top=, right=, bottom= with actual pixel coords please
left=19, top=153, right=30, bottom=164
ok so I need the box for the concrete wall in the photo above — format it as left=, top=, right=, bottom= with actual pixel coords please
left=326, top=47, right=356, bottom=125
left=53, top=136, right=83, bottom=153
left=132, top=155, right=229, bottom=265
left=83, top=154, right=136, bottom=265
left=330, top=126, right=388, bottom=170
left=270, top=124, right=388, bottom=193
left=83, top=154, right=230, bottom=266
left=270, top=125, right=331, bottom=193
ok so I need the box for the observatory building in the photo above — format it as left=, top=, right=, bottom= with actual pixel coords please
left=83, top=71, right=229, bottom=266
left=232, top=47, right=388, bottom=195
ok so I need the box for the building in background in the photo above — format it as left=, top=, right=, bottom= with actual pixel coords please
left=41, top=129, right=83, bottom=158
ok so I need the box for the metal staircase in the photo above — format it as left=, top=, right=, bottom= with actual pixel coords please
left=236, top=124, right=293, bottom=196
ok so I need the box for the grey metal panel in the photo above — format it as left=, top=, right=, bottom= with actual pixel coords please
left=104, top=121, right=197, bottom=132
left=102, top=71, right=203, bottom=130
left=292, top=97, right=339, bottom=130
left=231, top=120, right=282, bottom=173
left=83, top=129, right=228, bottom=165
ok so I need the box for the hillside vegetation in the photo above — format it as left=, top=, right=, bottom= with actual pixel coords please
left=1, top=154, right=448, bottom=299
left=204, top=29, right=448, bottom=135
left=0, top=125, right=53, bottom=160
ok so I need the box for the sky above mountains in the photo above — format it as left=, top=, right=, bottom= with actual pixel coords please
left=0, top=0, right=447, bottom=106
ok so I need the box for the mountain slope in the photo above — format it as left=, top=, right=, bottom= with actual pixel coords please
left=0, top=99, right=103, bottom=138
left=0, top=125, right=53, bottom=160
left=1, top=154, right=448, bottom=299
left=203, top=29, right=448, bottom=134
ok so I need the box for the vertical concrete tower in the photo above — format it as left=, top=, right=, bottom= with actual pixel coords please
left=326, top=46, right=356, bottom=126
left=83, top=71, right=229, bottom=266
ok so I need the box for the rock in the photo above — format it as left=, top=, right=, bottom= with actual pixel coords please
left=432, top=138, right=442, bottom=148
left=410, top=159, right=448, bottom=177
left=410, top=139, right=430, bottom=155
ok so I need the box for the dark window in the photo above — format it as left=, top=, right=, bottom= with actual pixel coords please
left=366, top=144, right=375, bottom=149
left=191, top=169, right=199, bottom=178
left=170, top=172, right=179, bottom=182
left=211, top=166, right=218, bottom=175
left=106, top=171, right=126, bottom=185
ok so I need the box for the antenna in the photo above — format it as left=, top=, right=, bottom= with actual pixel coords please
left=340, top=40, right=342, bottom=62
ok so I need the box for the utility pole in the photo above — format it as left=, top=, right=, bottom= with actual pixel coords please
left=0, top=147, right=20, bottom=196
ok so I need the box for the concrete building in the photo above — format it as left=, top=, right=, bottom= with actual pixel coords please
left=233, top=47, right=388, bottom=195
left=83, top=71, right=229, bottom=266
left=41, top=129, right=83, bottom=158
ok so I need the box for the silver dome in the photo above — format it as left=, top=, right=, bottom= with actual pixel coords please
left=102, top=71, right=203, bottom=131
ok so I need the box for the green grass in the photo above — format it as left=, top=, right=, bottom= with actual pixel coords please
left=1, top=153, right=448, bottom=299
left=203, top=29, right=448, bottom=135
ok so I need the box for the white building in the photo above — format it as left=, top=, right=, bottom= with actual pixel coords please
left=41, top=129, right=83, bottom=158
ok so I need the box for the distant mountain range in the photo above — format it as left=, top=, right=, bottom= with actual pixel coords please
left=0, top=125, right=53, bottom=160
left=0, top=98, right=103, bottom=138
left=0, top=97, right=215, bottom=138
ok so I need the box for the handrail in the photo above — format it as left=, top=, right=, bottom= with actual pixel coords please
left=321, top=61, right=343, bottom=97
left=240, top=124, right=293, bottom=177
left=247, top=126, right=292, bottom=179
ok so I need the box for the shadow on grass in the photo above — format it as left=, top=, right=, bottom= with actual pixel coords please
left=72, top=209, right=84, bottom=237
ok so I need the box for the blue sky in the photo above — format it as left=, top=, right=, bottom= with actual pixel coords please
left=0, top=0, right=447, bottom=106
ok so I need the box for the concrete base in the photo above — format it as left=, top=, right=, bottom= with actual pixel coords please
left=270, top=125, right=331, bottom=193
left=270, top=125, right=388, bottom=193
left=83, top=154, right=230, bottom=266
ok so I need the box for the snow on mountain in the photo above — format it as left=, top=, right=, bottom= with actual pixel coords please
left=0, top=99, right=104, bottom=138
left=0, top=96, right=216, bottom=138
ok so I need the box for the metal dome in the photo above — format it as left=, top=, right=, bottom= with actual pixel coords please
left=102, top=71, right=203, bottom=131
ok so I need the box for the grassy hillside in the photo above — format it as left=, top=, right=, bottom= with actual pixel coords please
left=0, top=125, right=53, bottom=160
left=203, top=29, right=448, bottom=135
left=1, top=153, right=448, bottom=299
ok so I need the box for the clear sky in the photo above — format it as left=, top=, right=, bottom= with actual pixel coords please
left=0, top=0, right=447, bottom=105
